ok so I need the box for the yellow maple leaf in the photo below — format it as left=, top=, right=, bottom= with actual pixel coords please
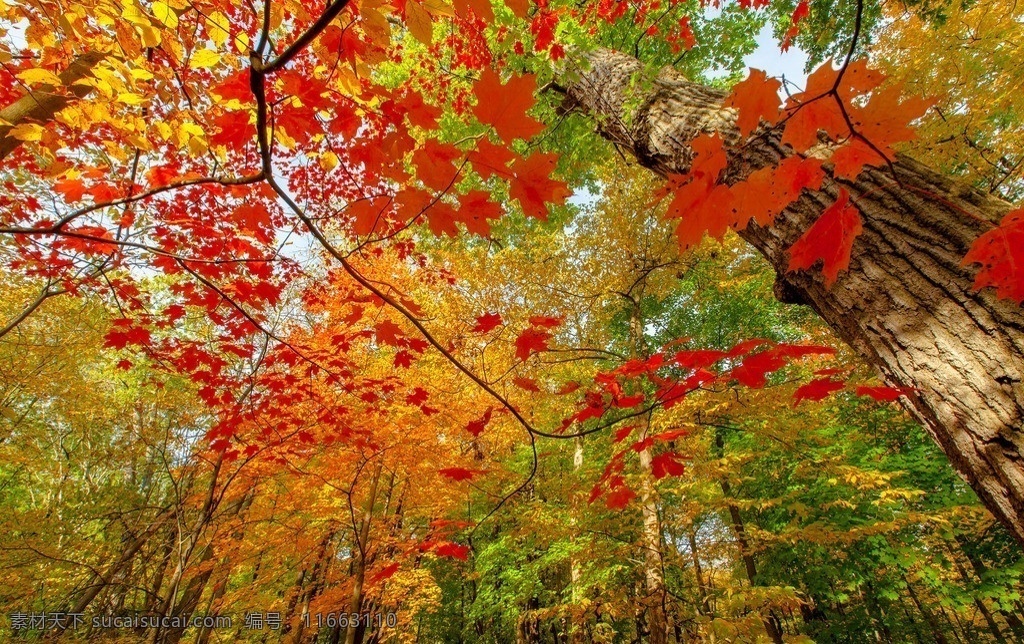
left=136, top=24, right=162, bottom=47
left=8, top=123, right=45, bottom=141
left=16, top=68, right=61, bottom=85
left=150, top=1, right=178, bottom=28
left=189, top=48, right=221, bottom=69
left=206, top=11, right=230, bottom=48
left=117, top=92, right=146, bottom=105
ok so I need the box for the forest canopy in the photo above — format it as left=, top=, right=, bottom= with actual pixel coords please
left=0, top=0, right=1022, bottom=642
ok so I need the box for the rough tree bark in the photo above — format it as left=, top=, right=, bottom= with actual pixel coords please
left=563, top=48, right=1024, bottom=544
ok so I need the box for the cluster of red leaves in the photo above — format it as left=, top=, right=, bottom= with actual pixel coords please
left=668, top=56, right=936, bottom=291
left=782, top=0, right=810, bottom=51
left=564, top=334, right=915, bottom=510
left=514, top=315, right=561, bottom=361
left=657, top=134, right=825, bottom=252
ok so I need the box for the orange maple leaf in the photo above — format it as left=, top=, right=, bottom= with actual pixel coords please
left=962, top=209, right=1024, bottom=304
left=472, top=69, right=545, bottom=143
left=509, top=153, right=571, bottom=220
left=787, top=189, right=863, bottom=287
left=726, top=69, right=782, bottom=136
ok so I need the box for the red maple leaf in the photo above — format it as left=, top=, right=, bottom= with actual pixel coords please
left=782, top=62, right=849, bottom=152
left=424, top=202, right=460, bottom=237
left=104, top=322, right=151, bottom=349
left=781, top=0, right=810, bottom=51
left=413, top=139, right=462, bottom=192
left=434, top=542, right=471, bottom=560
left=472, top=69, right=545, bottom=143
left=662, top=135, right=739, bottom=249
left=654, top=428, right=689, bottom=442
left=233, top=203, right=273, bottom=236
left=731, top=157, right=824, bottom=229
left=650, top=452, right=686, bottom=479
left=672, top=183, right=735, bottom=250
left=962, top=209, right=1024, bottom=304
left=375, top=320, right=406, bottom=346
left=728, top=343, right=834, bottom=388
left=209, top=110, right=255, bottom=148
left=509, top=153, right=571, bottom=220
left=398, top=90, right=443, bottom=130
left=604, top=484, right=636, bottom=510
left=405, top=387, right=429, bottom=406
left=727, top=338, right=771, bottom=357
left=528, top=315, right=561, bottom=328
left=469, top=138, right=517, bottom=180
left=787, top=189, right=863, bottom=287
left=613, top=425, right=636, bottom=443
left=631, top=436, right=654, bottom=453
left=512, top=376, right=541, bottom=392
left=466, top=407, right=494, bottom=437
left=515, top=327, right=551, bottom=361
left=438, top=467, right=483, bottom=481
left=472, top=312, right=503, bottom=333
left=369, top=563, right=401, bottom=585
left=792, top=0, right=810, bottom=22
left=556, top=381, right=580, bottom=395
left=347, top=196, right=393, bottom=237
left=531, top=11, right=559, bottom=53
left=673, top=349, right=727, bottom=370
left=211, top=69, right=251, bottom=102
left=856, top=385, right=909, bottom=402
left=614, top=394, right=645, bottom=408
left=726, top=69, right=782, bottom=136
left=729, top=350, right=787, bottom=388
left=831, top=86, right=933, bottom=178
left=793, top=377, right=845, bottom=406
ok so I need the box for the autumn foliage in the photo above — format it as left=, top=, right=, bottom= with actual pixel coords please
left=0, top=0, right=1022, bottom=641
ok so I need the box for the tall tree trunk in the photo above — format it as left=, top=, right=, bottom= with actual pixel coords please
left=637, top=423, right=670, bottom=644
left=904, top=575, right=950, bottom=644
left=898, top=594, right=928, bottom=644
left=863, top=582, right=894, bottom=644
left=687, top=529, right=711, bottom=617
left=345, top=459, right=384, bottom=644
left=945, top=543, right=1007, bottom=643
left=57, top=506, right=173, bottom=630
left=638, top=411, right=671, bottom=642
left=627, top=288, right=672, bottom=644
left=714, top=432, right=784, bottom=644
left=955, top=533, right=1024, bottom=638
left=564, top=48, right=1024, bottom=544
left=569, top=435, right=588, bottom=644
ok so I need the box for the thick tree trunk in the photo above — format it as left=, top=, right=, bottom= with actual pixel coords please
left=564, top=48, right=1024, bottom=544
